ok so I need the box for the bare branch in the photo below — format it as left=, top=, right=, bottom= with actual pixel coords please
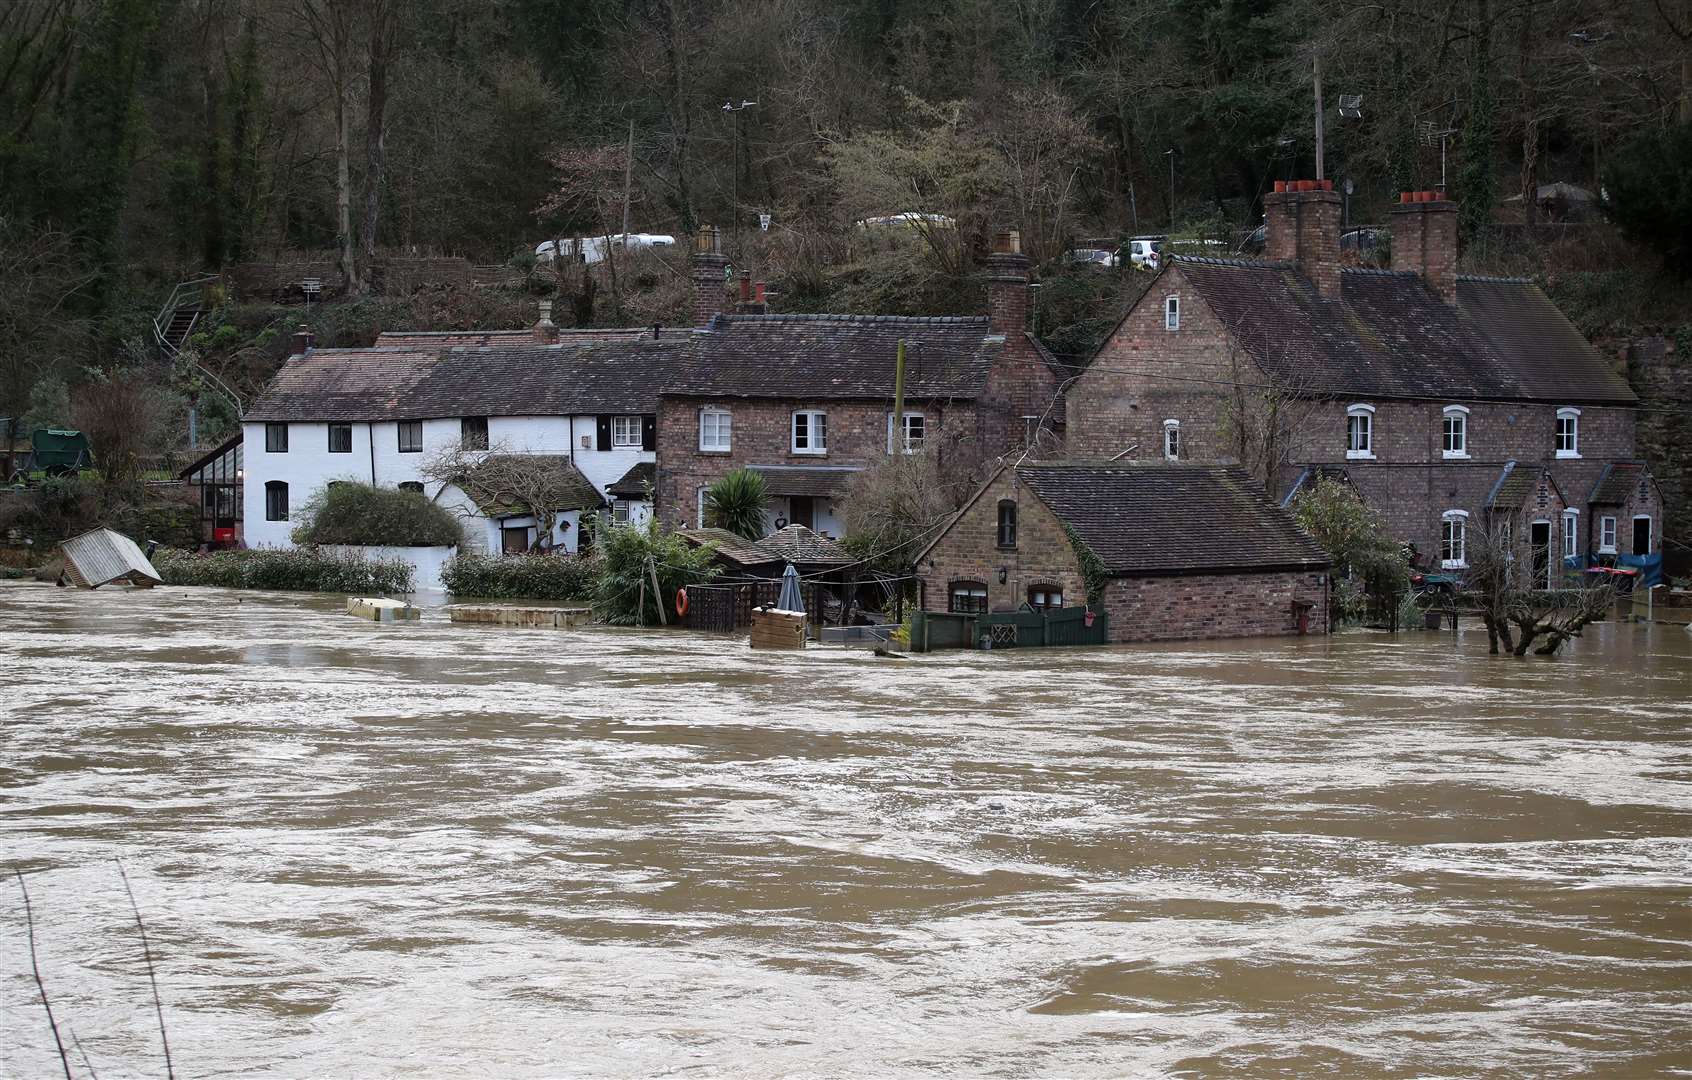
left=116, top=860, right=175, bottom=1080
left=15, top=870, right=72, bottom=1080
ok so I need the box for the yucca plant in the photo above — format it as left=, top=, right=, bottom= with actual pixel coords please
left=704, top=468, right=769, bottom=540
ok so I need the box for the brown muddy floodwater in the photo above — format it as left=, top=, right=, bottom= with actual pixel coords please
left=1, top=581, right=1690, bottom=1078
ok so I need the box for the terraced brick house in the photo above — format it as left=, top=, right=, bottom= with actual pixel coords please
left=1064, top=186, right=1664, bottom=582
left=652, top=227, right=1070, bottom=535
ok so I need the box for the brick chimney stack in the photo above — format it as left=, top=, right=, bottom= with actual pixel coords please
left=291, top=325, right=316, bottom=353
left=690, top=225, right=731, bottom=327
left=1264, top=183, right=1342, bottom=299
left=1390, top=192, right=1459, bottom=305
left=532, top=299, right=559, bottom=343
left=986, top=228, right=1030, bottom=337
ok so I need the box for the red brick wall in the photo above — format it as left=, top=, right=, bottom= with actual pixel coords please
left=1103, top=569, right=1329, bottom=642
left=919, top=468, right=1085, bottom=613
left=1390, top=200, right=1458, bottom=304
left=655, top=396, right=981, bottom=529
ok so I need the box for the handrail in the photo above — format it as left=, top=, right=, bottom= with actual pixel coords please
left=153, top=274, right=242, bottom=415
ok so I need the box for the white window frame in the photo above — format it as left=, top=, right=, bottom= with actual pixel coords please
left=1632, top=514, right=1652, bottom=555
left=611, top=415, right=642, bottom=448
left=1440, top=509, right=1469, bottom=569
left=1562, top=509, right=1579, bottom=560
left=699, top=408, right=732, bottom=452
left=1555, top=407, right=1580, bottom=459
left=792, top=409, right=827, bottom=455
left=612, top=500, right=631, bottom=524
left=1346, top=403, right=1375, bottom=460
left=397, top=420, right=423, bottom=454
left=1162, top=419, right=1180, bottom=461
left=886, top=411, right=926, bottom=453
left=1598, top=514, right=1617, bottom=554
left=1441, top=405, right=1469, bottom=459
left=1164, top=295, right=1180, bottom=331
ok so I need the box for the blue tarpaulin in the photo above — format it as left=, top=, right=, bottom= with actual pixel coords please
left=1617, top=552, right=1664, bottom=589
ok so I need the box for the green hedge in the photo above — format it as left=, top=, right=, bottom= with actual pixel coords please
left=153, top=547, right=414, bottom=593
left=440, top=553, right=598, bottom=600
left=291, top=482, right=464, bottom=547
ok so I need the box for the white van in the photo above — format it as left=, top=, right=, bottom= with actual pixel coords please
left=535, top=233, right=677, bottom=266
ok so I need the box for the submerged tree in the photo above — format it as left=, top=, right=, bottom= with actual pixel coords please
left=1468, top=523, right=1613, bottom=656
left=1290, top=475, right=1409, bottom=624
left=593, top=516, right=719, bottom=626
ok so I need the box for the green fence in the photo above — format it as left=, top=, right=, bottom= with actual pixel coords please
left=911, top=606, right=1110, bottom=652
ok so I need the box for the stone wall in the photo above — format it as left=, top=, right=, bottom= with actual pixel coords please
left=1629, top=335, right=1690, bottom=573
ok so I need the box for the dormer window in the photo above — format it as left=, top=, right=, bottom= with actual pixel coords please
left=1164, top=295, right=1180, bottom=331
left=1346, top=404, right=1375, bottom=460
left=1162, top=419, right=1180, bottom=461
left=1442, top=405, right=1469, bottom=459
left=1555, top=407, right=1580, bottom=458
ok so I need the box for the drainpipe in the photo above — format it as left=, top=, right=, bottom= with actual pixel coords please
left=368, top=422, right=377, bottom=485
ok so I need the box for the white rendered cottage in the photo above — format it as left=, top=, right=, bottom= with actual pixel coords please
left=241, top=328, right=686, bottom=553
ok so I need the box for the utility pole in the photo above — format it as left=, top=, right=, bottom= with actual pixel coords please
left=722, top=100, right=759, bottom=252
left=1165, top=148, right=1175, bottom=229
left=620, top=117, right=634, bottom=240
left=1313, top=53, right=1326, bottom=181
left=892, top=340, right=907, bottom=455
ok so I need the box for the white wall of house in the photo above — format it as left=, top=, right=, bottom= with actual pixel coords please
left=242, top=414, right=656, bottom=550
left=762, top=496, right=845, bottom=538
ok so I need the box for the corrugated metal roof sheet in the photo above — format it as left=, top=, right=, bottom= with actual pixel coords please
left=59, top=528, right=162, bottom=588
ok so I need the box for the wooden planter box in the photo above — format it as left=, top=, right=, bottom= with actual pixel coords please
left=749, top=608, right=806, bottom=649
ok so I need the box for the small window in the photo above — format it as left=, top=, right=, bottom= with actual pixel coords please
left=1163, top=419, right=1180, bottom=461
left=612, top=415, right=642, bottom=447
left=1555, top=407, right=1580, bottom=458
left=1562, top=509, right=1579, bottom=559
left=888, top=411, right=926, bottom=453
left=949, top=581, right=989, bottom=614
left=612, top=500, right=631, bottom=524
left=1346, top=404, right=1375, bottom=459
left=792, top=410, right=828, bottom=454
left=461, top=416, right=489, bottom=450
left=1442, top=405, right=1468, bottom=459
left=398, top=481, right=424, bottom=494
left=327, top=423, right=352, bottom=453
left=265, top=423, right=288, bottom=453
left=699, top=408, right=732, bottom=451
left=1027, top=585, right=1063, bottom=610
left=264, top=480, right=288, bottom=521
left=997, top=500, right=1017, bottom=548
left=1164, top=295, right=1180, bottom=331
left=398, top=420, right=423, bottom=453
left=1598, top=515, right=1617, bottom=553
left=1440, top=510, right=1468, bottom=569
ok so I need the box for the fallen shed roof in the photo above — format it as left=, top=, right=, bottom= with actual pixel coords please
left=59, top=528, right=162, bottom=588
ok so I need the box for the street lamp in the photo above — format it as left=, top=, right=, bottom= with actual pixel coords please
left=723, top=99, right=759, bottom=251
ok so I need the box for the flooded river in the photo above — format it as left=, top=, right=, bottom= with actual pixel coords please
left=2, top=581, right=1690, bottom=1078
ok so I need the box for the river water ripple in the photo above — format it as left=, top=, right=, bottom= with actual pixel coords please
left=2, top=581, right=1690, bottom=1077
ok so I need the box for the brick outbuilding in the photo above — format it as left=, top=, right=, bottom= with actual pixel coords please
left=916, top=462, right=1331, bottom=643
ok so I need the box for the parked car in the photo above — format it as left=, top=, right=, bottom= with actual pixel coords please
left=1125, top=236, right=1163, bottom=270
left=1341, top=227, right=1385, bottom=252
left=1065, top=247, right=1119, bottom=269
left=535, top=233, right=677, bottom=266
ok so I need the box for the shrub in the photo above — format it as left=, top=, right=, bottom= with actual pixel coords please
left=593, top=518, right=720, bottom=625
left=703, top=468, right=769, bottom=539
left=441, top=553, right=598, bottom=600
left=153, top=547, right=414, bottom=593
left=291, top=482, right=464, bottom=547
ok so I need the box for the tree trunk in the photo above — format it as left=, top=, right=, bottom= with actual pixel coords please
left=1518, top=0, right=1538, bottom=228
left=335, top=87, right=356, bottom=295
left=359, top=1, right=394, bottom=296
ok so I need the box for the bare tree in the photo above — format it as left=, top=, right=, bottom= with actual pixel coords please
left=421, top=441, right=593, bottom=553
left=293, top=0, right=360, bottom=294
left=359, top=0, right=399, bottom=282
left=1468, top=521, right=1614, bottom=656
left=71, top=367, right=168, bottom=493
left=1216, top=331, right=1323, bottom=495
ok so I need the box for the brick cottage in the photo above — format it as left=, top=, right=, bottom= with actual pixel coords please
left=917, top=462, right=1331, bottom=642
left=1064, top=186, right=1665, bottom=583
left=652, top=226, right=1070, bottom=534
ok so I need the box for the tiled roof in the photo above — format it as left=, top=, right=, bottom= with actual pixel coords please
left=677, top=528, right=780, bottom=568
left=245, top=338, right=689, bottom=422
left=1278, top=464, right=1351, bottom=507
left=606, top=461, right=655, bottom=497
left=1485, top=460, right=1554, bottom=510
left=1017, top=462, right=1331, bottom=576
left=663, top=314, right=1001, bottom=399
left=1166, top=258, right=1634, bottom=404
left=454, top=455, right=603, bottom=517
left=759, top=524, right=852, bottom=565
left=747, top=464, right=863, bottom=498
left=1588, top=461, right=1647, bottom=505
left=373, top=327, right=690, bottom=348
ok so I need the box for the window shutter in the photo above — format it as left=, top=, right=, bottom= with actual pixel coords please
left=641, top=414, right=656, bottom=451
left=596, top=415, right=612, bottom=451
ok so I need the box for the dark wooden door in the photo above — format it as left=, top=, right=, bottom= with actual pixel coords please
left=788, top=496, right=814, bottom=530
left=1531, top=520, right=1551, bottom=589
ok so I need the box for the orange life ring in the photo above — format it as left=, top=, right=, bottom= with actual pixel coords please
left=675, top=588, right=689, bottom=617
